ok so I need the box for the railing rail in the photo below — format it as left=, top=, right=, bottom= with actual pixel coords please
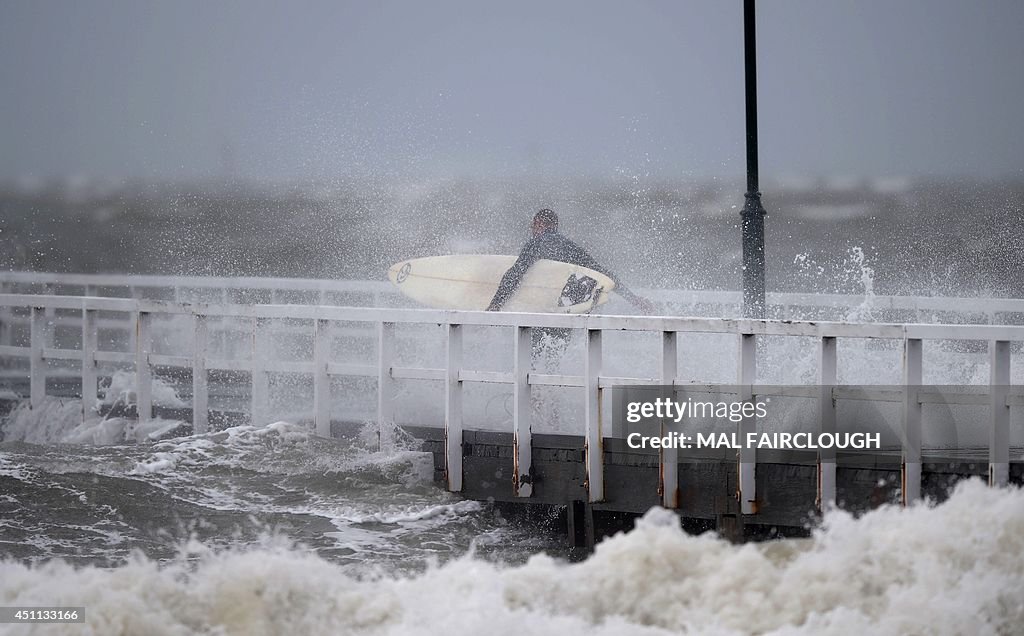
left=3, top=270, right=1024, bottom=318
left=0, top=292, right=1021, bottom=516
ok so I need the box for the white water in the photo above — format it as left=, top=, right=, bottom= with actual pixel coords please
left=0, top=370, right=190, bottom=446
left=99, top=371, right=189, bottom=409
left=0, top=394, right=511, bottom=571
left=1, top=480, right=1021, bottom=636
left=0, top=398, right=187, bottom=446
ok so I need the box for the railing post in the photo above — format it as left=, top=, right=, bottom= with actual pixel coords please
left=30, top=307, right=46, bottom=408
left=42, top=284, right=56, bottom=324
left=818, top=336, right=837, bottom=510
left=251, top=318, right=270, bottom=426
left=737, top=332, right=757, bottom=514
left=127, top=288, right=140, bottom=352
left=0, top=281, right=11, bottom=348
left=660, top=331, right=679, bottom=508
left=135, top=311, right=152, bottom=422
left=445, top=323, right=464, bottom=492
left=81, top=308, right=99, bottom=421
left=513, top=325, right=532, bottom=497
left=901, top=338, right=923, bottom=505
left=313, top=318, right=331, bottom=437
left=585, top=328, right=603, bottom=503
left=989, top=340, right=1010, bottom=487
left=220, top=316, right=233, bottom=360
left=192, top=315, right=209, bottom=434
left=377, top=322, right=395, bottom=451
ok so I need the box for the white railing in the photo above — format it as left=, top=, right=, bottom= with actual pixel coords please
left=2, top=270, right=1024, bottom=322
left=1, top=292, right=1021, bottom=516
left=0, top=271, right=396, bottom=307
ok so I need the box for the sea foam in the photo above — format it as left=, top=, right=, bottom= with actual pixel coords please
left=1, top=479, right=1021, bottom=636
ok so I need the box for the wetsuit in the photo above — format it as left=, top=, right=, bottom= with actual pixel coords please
left=487, top=229, right=623, bottom=310
left=489, top=229, right=630, bottom=367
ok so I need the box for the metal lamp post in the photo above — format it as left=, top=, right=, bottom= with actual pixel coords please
left=741, top=0, right=767, bottom=319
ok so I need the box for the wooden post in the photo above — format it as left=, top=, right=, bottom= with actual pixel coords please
left=377, top=322, right=396, bottom=451
left=567, top=500, right=595, bottom=551
left=513, top=326, right=533, bottom=497
left=192, top=315, right=209, bottom=434
left=135, top=311, right=153, bottom=422
left=445, top=323, right=464, bottom=492
left=313, top=318, right=331, bottom=437
left=737, top=332, right=757, bottom=514
left=902, top=338, right=923, bottom=504
left=0, top=281, right=11, bottom=348
left=42, top=284, right=56, bottom=325
left=989, top=340, right=1010, bottom=487
left=818, top=336, right=837, bottom=509
left=660, top=331, right=679, bottom=508
left=30, top=307, right=46, bottom=408
left=127, top=287, right=140, bottom=352
left=81, top=309, right=99, bottom=421
left=251, top=318, right=270, bottom=426
left=585, top=329, right=603, bottom=503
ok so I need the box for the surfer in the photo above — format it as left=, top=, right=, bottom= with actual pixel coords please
left=487, top=208, right=654, bottom=368
left=486, top=208, right=654, bottom=314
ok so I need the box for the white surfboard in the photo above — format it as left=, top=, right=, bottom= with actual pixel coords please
left=387, top=255, right=616, bottom=313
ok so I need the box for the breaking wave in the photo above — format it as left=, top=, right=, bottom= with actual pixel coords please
left=1, top=480, right=1021, bottom=636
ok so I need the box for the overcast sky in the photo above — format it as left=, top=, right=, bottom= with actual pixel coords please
left=1, top=0, right=1022, bottom=182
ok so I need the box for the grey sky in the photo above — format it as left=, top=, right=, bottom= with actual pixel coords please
left=1, top=0, right=1022, bottom=181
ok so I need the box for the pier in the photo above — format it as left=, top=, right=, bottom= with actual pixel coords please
left=1, top=271, right=1022, bottom=549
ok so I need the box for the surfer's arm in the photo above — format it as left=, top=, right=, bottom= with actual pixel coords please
left=614, top=285, right=655, bottom=314
left=486, top=247, right=540, bottom=311
left=583, top=256, right=655, bottom=315
left=574, top=249, right=656, bottom=315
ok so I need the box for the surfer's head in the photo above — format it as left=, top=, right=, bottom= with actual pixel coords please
left=532, top=208, right=558, bottom=236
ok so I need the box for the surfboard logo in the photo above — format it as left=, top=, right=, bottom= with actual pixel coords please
left=558, top=274, right=602, bottom=307
left=396, top=262, right=412, bottom=284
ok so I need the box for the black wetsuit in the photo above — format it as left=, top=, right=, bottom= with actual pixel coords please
left=488, top=229, right=621, bottom=310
